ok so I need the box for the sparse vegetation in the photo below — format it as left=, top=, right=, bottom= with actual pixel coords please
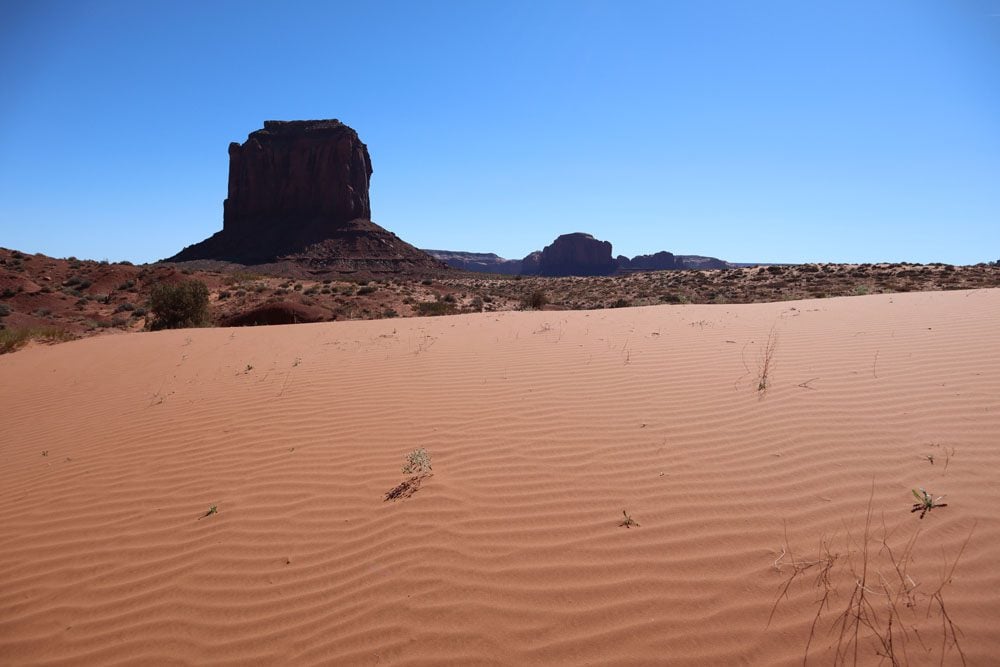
left=0, top=326, right=75, bottom=354
left=523, top=289, right=548, bottom=310
left=911, top=487, right=947, bottom=519
left=770, top=487, right=969, bottom=665
left=402, top=448, right=432, bottom=474
left=618, top=510, right=640, bottom=528
left=148, top=280, right=211, bottom=330
left=757, top=327, right=778, bottom=393
left=385, top=448, right=433, bottom=501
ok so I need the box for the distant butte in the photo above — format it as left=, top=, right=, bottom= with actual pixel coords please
left=166, top=120, right=446, bottom=274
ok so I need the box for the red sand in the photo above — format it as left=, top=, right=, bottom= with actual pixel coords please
left=2, top=289, right=998, bottom=665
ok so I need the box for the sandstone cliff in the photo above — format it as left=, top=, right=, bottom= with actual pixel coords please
left=166, top=120, right=445, bottom=274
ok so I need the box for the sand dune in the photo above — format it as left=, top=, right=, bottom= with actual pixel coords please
left=2, top=289, right=998, bottom=665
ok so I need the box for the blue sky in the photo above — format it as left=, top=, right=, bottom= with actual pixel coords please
left=1, top=1, right=998, bottom=264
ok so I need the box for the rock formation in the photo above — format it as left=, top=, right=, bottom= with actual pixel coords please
left=422, top=250, right=523, bottom=275
left=617, top=251, right=681, bottom=272
left=430, top=236, right=732, bottom=276
left=166, top=120, right=446, bottom=274
left=533, top=233, right=617, bottom=276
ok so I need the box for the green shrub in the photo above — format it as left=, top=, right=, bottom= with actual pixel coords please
left=148, top=280, right=210, bottom=330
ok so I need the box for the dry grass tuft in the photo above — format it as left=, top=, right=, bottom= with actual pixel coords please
left=769, top=484, right=971, bottom=666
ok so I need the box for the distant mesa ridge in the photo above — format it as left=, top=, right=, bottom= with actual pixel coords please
left=166, top=119, right=445, bottom=273
left=424, top=233, right=730, bottom=276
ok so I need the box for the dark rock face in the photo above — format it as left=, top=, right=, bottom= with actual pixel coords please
left=166, top=120, right=447, bottom=274
left=519, top=251, right=543, bottom=276
left=536, top=233, right=616, bottom=276
left=619, top=251, right=681, bottom=272
left=223, top=120, right=371, bottom=241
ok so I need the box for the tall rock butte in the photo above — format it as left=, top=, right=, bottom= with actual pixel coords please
left=167, top=120, right=445, bottom=273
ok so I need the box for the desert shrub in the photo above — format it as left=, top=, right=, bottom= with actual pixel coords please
left=217, top=291, right=231, bottom=300
left=382, top=309, right=399, bottom=318
left=148, top=280, right=210, bottom=330
left=117, top=280, right=136, bottom=290
left=523, top=289, right=548, bottom=310
left=114, top=302, right=136, bottom=312
left=357, top=285, right=377, bottom=296
left=0, top=304, right=9, bottom=317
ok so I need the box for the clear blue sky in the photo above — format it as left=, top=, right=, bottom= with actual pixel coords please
left=1, top=1, right=998, bottom=264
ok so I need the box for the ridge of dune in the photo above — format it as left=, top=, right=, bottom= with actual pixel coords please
left=2, top=289, right=998, bottom=665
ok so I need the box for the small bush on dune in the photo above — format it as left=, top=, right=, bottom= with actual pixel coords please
left=148, top=280, right=211, bottom=330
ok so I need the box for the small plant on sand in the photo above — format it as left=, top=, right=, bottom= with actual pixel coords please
left=757, top=327, right=778, bottom=393
left=619, top=510, right=640, bottom=528
left=402, top=448, right=432, bottom=474
left=386, top=449, right=434, bottom=501
left=911, top=487, right=947, bottom=519
left=199, top=505, right=218, bottom=519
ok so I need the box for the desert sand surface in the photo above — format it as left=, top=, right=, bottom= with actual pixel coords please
left=2, top=289, right=998, bottom=665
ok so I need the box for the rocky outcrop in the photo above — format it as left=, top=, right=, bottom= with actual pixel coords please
left=618, top=251, right=681, bottom=272
left=520, top=251, right=543, bottom=276
left=166, top=120, right=445, bottom=274
left=535, top=233, right=616, bottom=276
left=423, top=250, right=523, bottom=275
left=428, top=238, right=732, bottom=276
left=675, top=255, right=729, bottom=270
